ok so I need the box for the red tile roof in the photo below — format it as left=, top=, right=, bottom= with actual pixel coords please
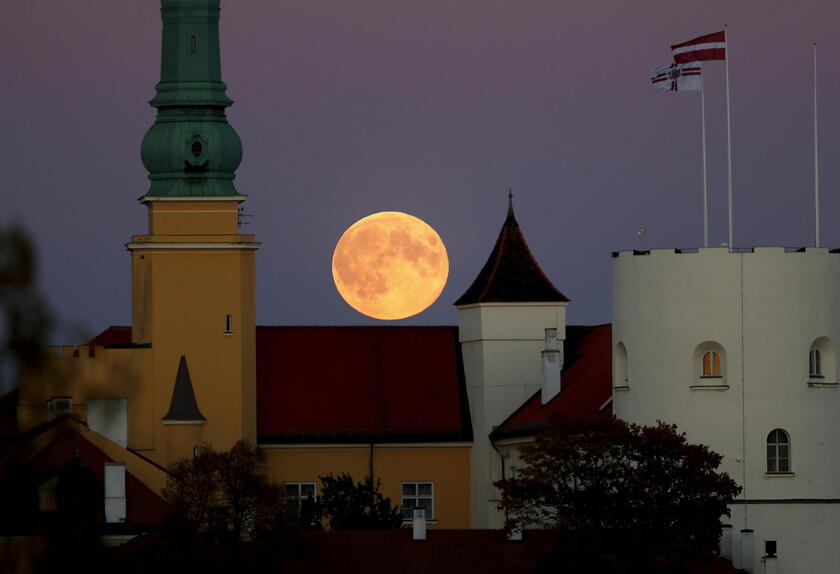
left=256, top=326, right=471, bottom=443
left=86, top=325, right=133, bottom=347
left=282, top=529, right=554, bottom=574
left=15, top=421, right=168, bottom=528
left=492, top=324, right=612, bottom=439
left=274, top=530, right=740, bottom=574
left=455, top=199, right=569, bottom=306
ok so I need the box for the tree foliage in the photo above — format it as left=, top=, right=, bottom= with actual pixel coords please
left=162, top=439, right=286, bottom=539
left=0, top=224, right=52, bottom=393
left=315, top=473, right=402, bottom=530
left=495, top=417, right=741, bottom=572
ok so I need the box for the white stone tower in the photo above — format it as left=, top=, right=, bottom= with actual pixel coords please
left=612, top=246, right=840, bottom=573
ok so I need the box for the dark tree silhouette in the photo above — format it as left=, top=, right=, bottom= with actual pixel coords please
left=495, top=417, right=741, bottom=573
left=315, top=473, right=403, bottom=530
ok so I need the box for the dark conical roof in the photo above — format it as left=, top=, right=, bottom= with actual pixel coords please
left=454, top=194, right=569, bottom=306
left=162, top=356, right=206, bottom=422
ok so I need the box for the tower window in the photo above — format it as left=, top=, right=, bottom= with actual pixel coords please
left=767, top=429, right=790, bottom=473
left=809, top=347, right=822, bottom=378
left=224, top=314, right=233, bottom=334
left=702, top=350, right=721, bottom=377
left=191, top=36, right=197, bottom=54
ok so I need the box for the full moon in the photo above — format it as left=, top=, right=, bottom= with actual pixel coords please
left=332, top=212, right=449, bottom=320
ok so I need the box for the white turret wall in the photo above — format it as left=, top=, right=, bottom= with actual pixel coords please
left=459, top=301, right=567, bottom=528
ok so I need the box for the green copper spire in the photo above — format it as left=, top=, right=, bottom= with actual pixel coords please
left=140, top=0, right=242, bottom=197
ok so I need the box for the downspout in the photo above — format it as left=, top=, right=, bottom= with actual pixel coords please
left=490, top=437, right=506, bottom=481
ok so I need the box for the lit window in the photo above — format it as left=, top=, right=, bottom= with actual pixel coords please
left=702, top=351, right=721, bottom=377
left=809, top=347, right=822, bottom=378
left=767, top=429, right=791, bottom=473
left=284, top=482, right=316, bottom=515
left=401, top=482, right=434, bottom=520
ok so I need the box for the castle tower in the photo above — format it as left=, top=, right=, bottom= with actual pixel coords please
left=612, top=247, right=840, bottom=572
left=455, top=194, right=569, bottom=528
left=127, top=0, right=258, bottom=465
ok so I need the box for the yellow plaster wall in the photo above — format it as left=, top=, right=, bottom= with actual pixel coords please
left=147, top=201, right=240, bottom=235
left=164, top=423, right=204, bottom=467
left=264, top=445, right=471, bottom=529
left=131, top=198, right=258, bottom=466
left=16, top=347, right=155, bottom=449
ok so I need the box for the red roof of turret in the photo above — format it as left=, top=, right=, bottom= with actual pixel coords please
left=454, top=197, right=569, bottom=306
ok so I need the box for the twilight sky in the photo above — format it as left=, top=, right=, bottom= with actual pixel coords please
left=2, top=0, right=839, bottom=343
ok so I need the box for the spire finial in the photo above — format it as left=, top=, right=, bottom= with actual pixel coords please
left=505, top=189, right=518, bottom=226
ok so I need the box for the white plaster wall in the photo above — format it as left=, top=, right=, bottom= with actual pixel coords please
left=459, top=302, right=567, bottom=528
left=613, top=247, right=840, bottom=573
left=86, top=398, right=128, bottom=448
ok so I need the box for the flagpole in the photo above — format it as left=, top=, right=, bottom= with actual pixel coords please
left=814, top=42, right=820, bottom=247
left=724, top=25, right=734, bottom=249
left=701, top=77, right=709, bottom=248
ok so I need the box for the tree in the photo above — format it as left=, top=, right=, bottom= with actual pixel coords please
left=315, top=473, right=402, bottom=530
left=0, top=224, right=52, bottom=398
left=495, top=417, right=741, bottom=572
left=162, top=439, right=287, bottom=539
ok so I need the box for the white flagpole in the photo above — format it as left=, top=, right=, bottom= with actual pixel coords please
left=814, top=43, right=820, bottom=247
left=701, top=76, right=709, bottom=248
left=724, top=25, right=734, bottom=248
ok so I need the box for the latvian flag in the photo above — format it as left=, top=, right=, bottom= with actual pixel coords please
left=651, top=62, right=702, bottom=92
left=672, top=31, right=726, bottom=63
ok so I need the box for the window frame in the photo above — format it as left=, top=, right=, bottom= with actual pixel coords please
left=701, top=350, right=721, bottom=378
left=284, top=482, right=317, bottom=515
left=400, top=481, right=434, bottom=521
left=766, top=429, right=791, bottom=474
left=809, top=346, right=823, bottom=378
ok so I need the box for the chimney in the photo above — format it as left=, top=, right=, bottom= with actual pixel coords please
left=764, top=541, right=777, bottom=574
left=541, top=328, right=563, bottom=404
left=104, top=462, right=126, bottom=523
left=720, top=524, right=732, bottom=561
left=87, top=398, right=128, bottom=447
left=412, top=508, right=426, bottom=540
left=740, top=529, right=754, bottom=573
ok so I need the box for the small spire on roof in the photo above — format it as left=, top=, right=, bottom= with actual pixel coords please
left=505, top=189, right=518, bottom=227
left=162, top=356, right=206, bottom=423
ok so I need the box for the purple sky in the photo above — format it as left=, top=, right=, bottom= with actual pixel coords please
left=2, top=1, right=839, bottom=343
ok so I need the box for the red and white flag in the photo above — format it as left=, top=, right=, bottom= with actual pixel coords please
left=672, top=31, right=726, bottom=63
left=650, top=61, right=702, bottom=92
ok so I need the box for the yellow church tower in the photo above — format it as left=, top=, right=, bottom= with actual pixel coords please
left=127, top=0, right=258, bottom=466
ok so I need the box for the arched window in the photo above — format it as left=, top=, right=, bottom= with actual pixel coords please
left=808, top=338, right=834, bottom=382
left=767, top=429, right=790, bottom=473
left=809, top=347, right=822, bottom=378
left=615, top=342, right=629, bottom=388
left=702, top=351, right=721, bottom=378
left=693, top=342, right=727, bottom=388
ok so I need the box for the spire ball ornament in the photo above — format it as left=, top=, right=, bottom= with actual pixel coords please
left=332, top=212, right=449, bottom=320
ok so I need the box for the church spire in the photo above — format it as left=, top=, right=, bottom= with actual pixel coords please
left=140, top=0, right=242, bottom=197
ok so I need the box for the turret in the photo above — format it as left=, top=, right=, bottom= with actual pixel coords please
left=455, top=193, right=568, bottom=528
